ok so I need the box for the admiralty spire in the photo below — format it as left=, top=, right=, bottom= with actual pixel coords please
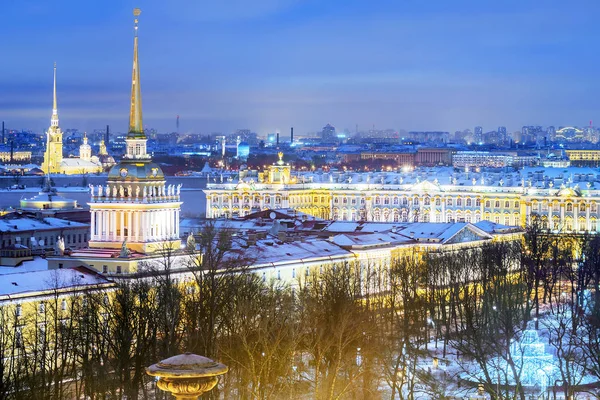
left=88, top=8, right=182, bottom=254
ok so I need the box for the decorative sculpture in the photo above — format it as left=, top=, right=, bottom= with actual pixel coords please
left=128, top=185, right=132, bottom=197
left=56, top=236, right=65, bottom=256
left=98, top=185, right=103, bottom=197
left=112, top=185, right=117, bottom=197
left=143, top=186, right=147, bottom=198
left=119, top=240, right=131, bottom=258
left=136, top=186, right=140, bottom=197
left=177, top=184, right=181, bottom=195
left=119, top=185, right=124, bottom=198
left=89, top=184, right=95, bottom=196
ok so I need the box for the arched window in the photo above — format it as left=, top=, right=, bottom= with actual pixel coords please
left=485, top=200, right=490, bottom=208
left=466, top=198, right=472, bottom=207
left=476, top=198, right=481, bottom=207
left=435, top=198, right=441, bottom=206
left=457, top=198, right=462, bottom=206
left=424, top=197, right=430, bottom=205
left=566, top=203, right=573, bottom=212
left=393, top=197, right=399, bottom=205
left=413, top=198, right=419, bottom=206
left=447, top=198, right=453, bottom=206
left=515, top=201, right=520, bottom=208
left=505, top=201, right=510, bottom=208
left=495, top=201, right=500, bottom=208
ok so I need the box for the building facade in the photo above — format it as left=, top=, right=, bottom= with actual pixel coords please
left=205, top=162, right=600, bottom=234
left=87, top=12, right=181, bottom=254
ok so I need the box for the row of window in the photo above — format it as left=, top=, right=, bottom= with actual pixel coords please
left=2, top=232, right=87, bottom=248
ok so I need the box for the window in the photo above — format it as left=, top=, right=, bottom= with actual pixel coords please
left=466, top=198, right=472, bottom=207
left=505, top=201, right=510, bottom=208
left=413, top=198, right=419, bottom=206
left=277, top=270, right=281, bottom=280
left=292, top=268, right=296, bottom=279
left=424, top=197, right=430, bottom=205
left=580, top=203, right=586, bottom=212
left=61, top=299, right=67, bottom=311
left=102, top=265, right=108, bottom=273
left=351, top=198, right=356, bottom=205
left=39, top=302, right=45, bottom=314
left=476, top=199, right=481, bottom=207
left=375, top=197, right=380, bottom=205
left=567, top=203, right=573, bottom=212
left=402, top=198, right=408, bottom=205
left=384, top=197, right=389, bottom=205
left=447, top=198, right=452, bottom=206
left=504, top=216, right=510, bottom=225
left=116, top=265, right=122, bottom=274
left=262, top=272, right=266, bottom=282
left=495, top=201, right=500, bottom=208
left=494, top=216, right=500, bottom=224
left=16, top=304, right=21, bottom=317
left=435, top=198, right=441, bottom=206
left=334, top=197, right=339, bottom=204
left=393, top=197, right=399, bottom=205
left=343, top=197, right=348, bottom=204
left=515, top=201, right=520, bottom=208
left=485, top=201, right=490, bottom=208
left=457, top=198, right=462, bottom=206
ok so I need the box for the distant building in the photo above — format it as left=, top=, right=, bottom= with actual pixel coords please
left=41, top=66, right=106, bottom=175
left=474, top=126, right=483, bottom=144
left=320, top=124, right=337, bottom=142
left=565, top=150, right=600, bottom=167
left=408, top=131, right=449, bottom=143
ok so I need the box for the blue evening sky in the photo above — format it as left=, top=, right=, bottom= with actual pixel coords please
left=1, top=0, right=600, bottom=135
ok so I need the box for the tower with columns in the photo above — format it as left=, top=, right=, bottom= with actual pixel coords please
left=87, top=8, right=181, bottom=254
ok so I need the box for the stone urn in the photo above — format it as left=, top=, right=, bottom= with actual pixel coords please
left=146, top=353, right=228, bottom=400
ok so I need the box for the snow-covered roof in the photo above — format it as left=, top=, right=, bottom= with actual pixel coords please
left=0, top=213, right=88, bottom=233
left=0, top=257, right=48, bottom=273
left=0, top=266, right=111, bottom=299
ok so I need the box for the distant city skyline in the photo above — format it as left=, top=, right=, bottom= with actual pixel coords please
left=3, top=1, right=600, bottom=134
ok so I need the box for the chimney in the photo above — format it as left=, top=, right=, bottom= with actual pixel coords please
left=290, top=127, right=294, bottom=144
left=278, top=231, right=287, bottom=242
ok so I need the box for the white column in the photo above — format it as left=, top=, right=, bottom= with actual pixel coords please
left=176, top=209, right=180, bottom=237
left=103, top=210, right=108, bottom=240
left=586, top=204, right=590, bottom=231
left=91, top=211, right=96, bottom=240
left=574, top=204, right=579, bottom=232
left=151, top=211, right=155, bottom=240
left=127, top=211, right=132, bottom=241
left=133, top=211, right=138, bottom=242
left=119, top=211, right=124, bottom=242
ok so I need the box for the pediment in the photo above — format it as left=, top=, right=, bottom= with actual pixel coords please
left=412, top=180, right=442, bottom=192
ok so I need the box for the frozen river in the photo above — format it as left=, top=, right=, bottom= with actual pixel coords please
left=0, top=187, right=207, bottom=217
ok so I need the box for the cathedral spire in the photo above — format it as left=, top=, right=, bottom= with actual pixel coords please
left=128, top=8, right=144, bottom=137
left=51, top=62, right=59, bottom=128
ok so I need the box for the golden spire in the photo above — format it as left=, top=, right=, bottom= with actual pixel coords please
left=128, top=8, right=144, bottom=137
left=51, top=62, right=59, bottom=128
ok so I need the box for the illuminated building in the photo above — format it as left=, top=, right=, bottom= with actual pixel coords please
left=566, top=150, right=600, bottom=167
left=86, top=9, right=181, bottom=254
left=41, top=65, right=104, bottom=175
left=0, top=150, right=31, bottom=163
left=205, top=160, right=600, bottom=234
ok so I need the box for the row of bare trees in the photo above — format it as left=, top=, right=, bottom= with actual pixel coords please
left=0, top=221, right=599, bottom=399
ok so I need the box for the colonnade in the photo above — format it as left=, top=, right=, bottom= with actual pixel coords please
left=90, top=208, right=180, bottom=243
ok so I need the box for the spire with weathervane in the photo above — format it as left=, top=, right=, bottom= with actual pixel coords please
left=125, top=8, right=149, bottom=159
left=42, top=62, right=63, bottom=174
left=51, top=62, right=59, bottom=128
